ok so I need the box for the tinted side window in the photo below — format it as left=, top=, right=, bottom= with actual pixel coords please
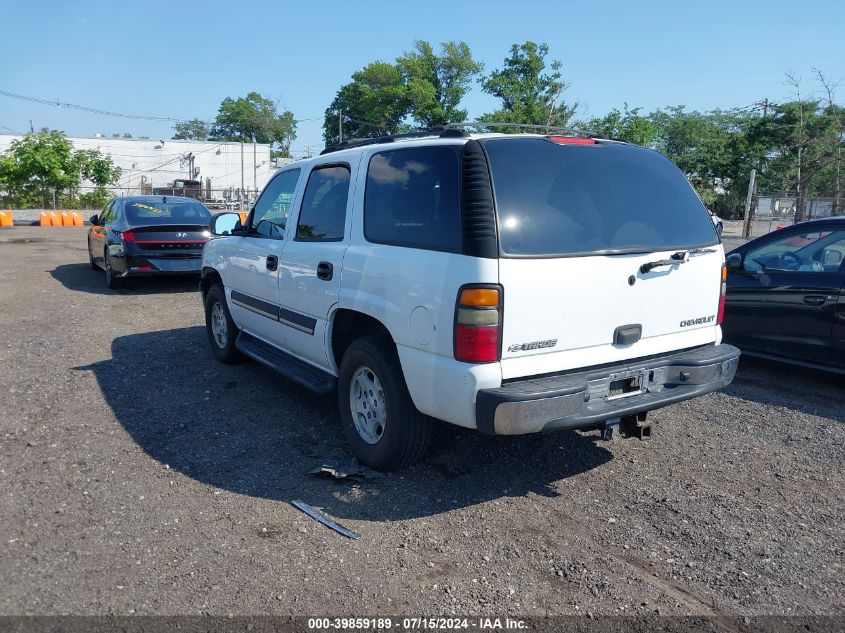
left=100, top=200, right=116, bottom=224
left=251, top=169, right=300, bottom=239
left=744, top=228, right=845, bottom=273
left=364, top=147, right=461, bottom=252
left=295, top=165, right=350, bottom=242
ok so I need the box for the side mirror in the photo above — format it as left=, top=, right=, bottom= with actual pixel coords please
left=726, top=252, right=743, bottom=272
left=89, top=214, right=99, bottom=226
left=210, top=212, right=242, bottom=236
left=822, top=248, right=843, bottom=267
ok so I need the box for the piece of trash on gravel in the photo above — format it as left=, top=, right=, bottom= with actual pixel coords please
left=291, top=500, right=361, bottom=540
left=307, top=459, right=382, bottom=481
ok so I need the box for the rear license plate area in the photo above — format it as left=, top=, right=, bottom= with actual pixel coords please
left=608, top=376, right=641, bottom=398
left=603, top=368, right=649, bottom=401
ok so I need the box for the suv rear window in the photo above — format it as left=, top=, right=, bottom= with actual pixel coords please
left=484, top=138, right=717, bottom=256
left=364, top=147, right=462, bottom=252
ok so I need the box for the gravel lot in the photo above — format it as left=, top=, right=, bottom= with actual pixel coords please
left=1, top=226, right=843, bottom=618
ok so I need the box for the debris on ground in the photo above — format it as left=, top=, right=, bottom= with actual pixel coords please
left=291, top=500, right=361, bottom=540
left=307, top=459, right=383, bottom=482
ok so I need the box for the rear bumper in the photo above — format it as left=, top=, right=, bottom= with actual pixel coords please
left=476, top=344, right=740, bottom=435
left=120, top=253, right=203, bottom=276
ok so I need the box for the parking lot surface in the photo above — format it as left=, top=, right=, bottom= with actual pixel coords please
left=1, top=226, right=843, bottom=616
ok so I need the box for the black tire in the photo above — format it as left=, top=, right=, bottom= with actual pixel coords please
left=204, top=283, right=244, bottom=363
left=103, top=248, right=122, bottom=289
left=338, top=335, right=432, bottom=471
left=88, top=241, right=98, bottom=270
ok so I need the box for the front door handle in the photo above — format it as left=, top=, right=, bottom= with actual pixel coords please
left=317, top=261, right=333, bottom=281
left=266, top=255, right=278, bottom=271
left=803, top=295, right=827, bottom=306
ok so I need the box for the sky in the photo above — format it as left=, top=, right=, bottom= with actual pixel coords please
left=1, top=0, right=843, bottom=157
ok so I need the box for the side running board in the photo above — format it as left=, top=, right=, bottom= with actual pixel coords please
left=235, top=332, right=337, bottom=395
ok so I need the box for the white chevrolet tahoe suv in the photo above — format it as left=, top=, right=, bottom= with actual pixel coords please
left=200, top=130, right=740, bottom=470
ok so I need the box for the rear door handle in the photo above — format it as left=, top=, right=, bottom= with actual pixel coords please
left=317, top=261, right=333, bottom=281
left=266, top=255, right=278, bottom=271
left=803, top=295, right=827, bottom=306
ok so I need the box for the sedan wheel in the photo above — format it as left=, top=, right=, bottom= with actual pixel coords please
left=104, top=249, right=121, bottom=289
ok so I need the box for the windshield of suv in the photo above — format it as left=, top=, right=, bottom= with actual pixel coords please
left=125, top=199, right=211, bottom=225
left=483, top=138, right=718, bottom=256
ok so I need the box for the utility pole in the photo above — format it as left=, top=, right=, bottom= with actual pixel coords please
left=29, top=119, right=34, bottom=133
left=743, top=169, right=757, bottom=238
left=252, top=133, right=257, bottom=192
left=338, top=108, right=343, bottom=144
left=306, top=144, right=312, bottom=159
left=761, top=98, right=770, bottom=118
left=240, top=141, right=245, bottom=212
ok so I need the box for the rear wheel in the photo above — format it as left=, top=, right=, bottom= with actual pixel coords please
left=338, top=335, right=431, bottom=471
left=103, top=248, right=122, bottom=289
left=205, top=283, right=243, bottom=363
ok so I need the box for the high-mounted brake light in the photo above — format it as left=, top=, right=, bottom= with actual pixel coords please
left=717, top=264, right=727, bottom=325
left=454, top=285, right=502, bottom=363
left=548, top=135, right=596, bottom=145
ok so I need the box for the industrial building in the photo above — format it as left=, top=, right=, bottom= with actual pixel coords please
left=0, top=134, right=288, bottom=208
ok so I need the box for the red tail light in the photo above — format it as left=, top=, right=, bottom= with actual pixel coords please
left=717, top=264, right=727, bottom=325
left=121, top=230, right=137, bottom=243
left=454, top=285, right=502, bottom=363
left=548, top=135, right=596, bottom=145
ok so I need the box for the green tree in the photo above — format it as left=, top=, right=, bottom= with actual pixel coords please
left=397, top=40, right=482, bottom=127
left=210, top=92, right=297, bottom=155
left=585, top=104, right=658, bottom=146
left=172, top=118, right=210, bottom=141
left=0, top=130, right=77, bottom=207
left=480, top=42, right=577, bottom=131
left=323, top=62, right=409, bottom=146
left=0, top=130, right=121, bottom=208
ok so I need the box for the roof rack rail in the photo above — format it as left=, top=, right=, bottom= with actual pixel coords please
left=319, top=121, right=609, bottom=155
left=444, top=121, right=607, bottom=139
left=320, top=126, right=469, bottom=155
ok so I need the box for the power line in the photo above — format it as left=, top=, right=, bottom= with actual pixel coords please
left=0, top=88, right=323, bottom=125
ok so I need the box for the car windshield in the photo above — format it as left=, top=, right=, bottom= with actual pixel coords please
left=483, top=138, right=718, bottom=256
left=125, top=199, right=211, bottom=225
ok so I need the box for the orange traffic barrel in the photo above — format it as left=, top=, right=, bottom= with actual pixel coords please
left=39, top=211, right=51, bottom=226
left=61, top=211, right=75, bottom=226
left=49, top=211, right=62, bottom=226
left=0, top=210, right=12, bottom=227
left=72, top=211, right=84, bottom=226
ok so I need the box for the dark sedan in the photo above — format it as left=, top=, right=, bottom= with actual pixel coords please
left=722, top=216, right=845, bottom=373
left=87, top=196, right=212, bottom=289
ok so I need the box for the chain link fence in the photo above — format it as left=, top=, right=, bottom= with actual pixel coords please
left=747, top=195, right=839, bottom=238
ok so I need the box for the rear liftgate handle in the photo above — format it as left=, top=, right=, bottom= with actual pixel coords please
left=317, top=261, right=333, bottom=281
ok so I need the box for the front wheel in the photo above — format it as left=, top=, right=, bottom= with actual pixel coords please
left=338, top=336, right=431, bottom=471
left=88, top=241, right=98, bottom=270
left=204, top=283, right=243, bottom=363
